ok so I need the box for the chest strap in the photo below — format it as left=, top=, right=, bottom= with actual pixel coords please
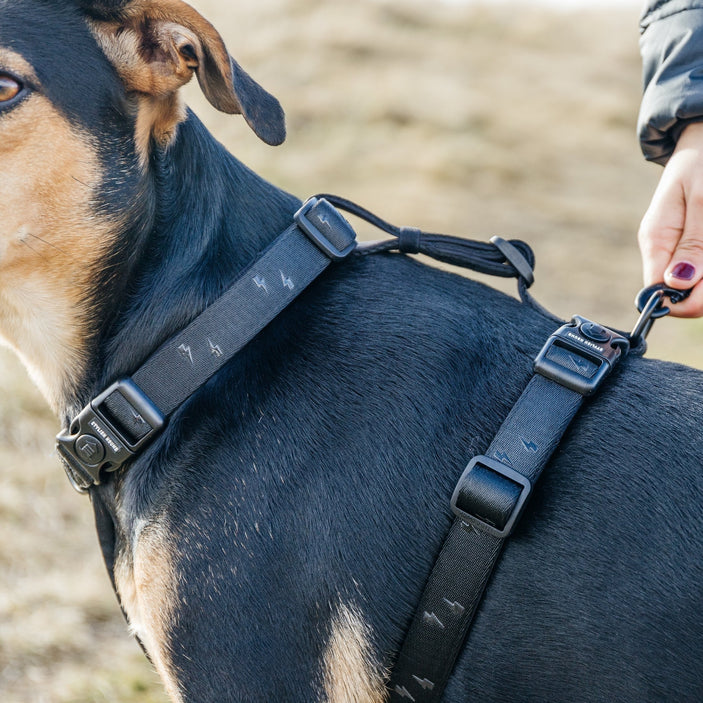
left=389, top=317, right=630, bottom=702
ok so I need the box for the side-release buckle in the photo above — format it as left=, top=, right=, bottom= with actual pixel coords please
left=56, top=379, right=165, bottom=491
left=534, top=315, right=629, bottom=396
left=295, top=197, right=357, bottom=260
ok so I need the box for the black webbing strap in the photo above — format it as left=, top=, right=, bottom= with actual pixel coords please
left=57, top=197, right=357, bottom=490
left=317, top=194, right=535, bottom=290
left=133, top=214, right=348, bottom=415
left=389, top=318, right=630, bottom=702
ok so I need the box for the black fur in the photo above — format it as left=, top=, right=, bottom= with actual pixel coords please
left=4, top=2, right=703, bottom=701
left=76, top=0, right=131, bottom=19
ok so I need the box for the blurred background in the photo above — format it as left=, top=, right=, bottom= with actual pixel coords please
left=2, top=0, right=699, bottom=701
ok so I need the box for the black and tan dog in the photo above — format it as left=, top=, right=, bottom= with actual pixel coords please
left=1, top=1, right=703, bottom=701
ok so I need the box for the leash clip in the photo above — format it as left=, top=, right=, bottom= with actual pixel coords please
left=57, top=379, right=165, bottom=492
left=534, top=316, right=629, bottom=396
left=630, top=284, right=692, bottom=345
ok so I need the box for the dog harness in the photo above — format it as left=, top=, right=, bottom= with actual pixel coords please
left=56, top=196, right=688, bottom=701
left=56, top=195, right=538, bottom=490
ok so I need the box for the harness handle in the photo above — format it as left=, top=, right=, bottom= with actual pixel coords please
left=314, top=193, right=536, bottom=289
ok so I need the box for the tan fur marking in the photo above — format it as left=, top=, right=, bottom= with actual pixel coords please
left=0, top=49, right=115, bottom=410
left=87, top=1, right=227, bottom=165
left=0, top=49, right=39, bottom=81
left=133, top=91, right=186, bottom=163
left=121, top=0, right=234, bottom=88
left=88, top=19, right=196, bottom=98
left=323, top=603, right=389, bottom=703
left=88, top=17, right=191, bottom=165
left=87, top=0, right=252, bottom=165
left=115, top=523, right=185, bottom=703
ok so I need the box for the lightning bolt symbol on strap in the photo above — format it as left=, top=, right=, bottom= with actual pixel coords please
left=280, top=271, right=294, bottom=290
left=422, top=611, right=445, bottom=629
left=412, top=676, right=435, bottom=691
left=394, top=686, right=416, bottom=701
left=178, top=344, right=194, bottom=365
left=521, top=438, right=539, bottom=452
left=208, top=339, right=223, bottom=358
left=253, top=275, right=269, bottom=294
left=442, top=598, right=466, bottom=616
left=494, top=450, right=513, bottom=467
left=568, top=352, right=590, bottom=372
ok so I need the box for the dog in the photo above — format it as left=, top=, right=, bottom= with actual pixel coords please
left=1, top=1, right=702, bottom=701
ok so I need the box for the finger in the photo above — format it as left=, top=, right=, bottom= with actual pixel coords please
left=662, top=186, right=703, bottom=292
left=638, top=179, right=685, bottom=286
left=663, top=278, right=703, bottom=318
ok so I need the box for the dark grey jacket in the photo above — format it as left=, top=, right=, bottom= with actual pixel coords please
left=640, top=1, right=703, bottom=164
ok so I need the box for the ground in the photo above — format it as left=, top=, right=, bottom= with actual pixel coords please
left=1, top=1, right=698, bottom=701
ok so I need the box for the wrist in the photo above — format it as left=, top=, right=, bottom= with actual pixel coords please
left=674, top=121, right=703, bottom=152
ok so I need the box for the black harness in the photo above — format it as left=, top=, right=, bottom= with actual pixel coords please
left=55, top=196, right=688, bottom=700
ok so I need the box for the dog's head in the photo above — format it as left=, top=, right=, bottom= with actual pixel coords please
left=0, top=0, right=285, bottom=410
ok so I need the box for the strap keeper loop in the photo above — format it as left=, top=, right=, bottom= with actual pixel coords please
left=490, top=236, right=535, bottom=287
left=399, top=227, right=422, bottom=254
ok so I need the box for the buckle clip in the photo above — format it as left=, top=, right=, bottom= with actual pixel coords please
left=295, top=197, right=357, bottom=260
left=451, top=455, right=532, bottom=538
left=56, top=379, right=165, bottom=490
left=534, top=316, right=629, bottom=396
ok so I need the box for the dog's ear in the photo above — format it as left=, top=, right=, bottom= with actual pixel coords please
left=85, top=0, right=286, bottom=148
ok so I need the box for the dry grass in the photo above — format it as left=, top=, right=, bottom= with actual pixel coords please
left=0, top=1, right=699, bottom=701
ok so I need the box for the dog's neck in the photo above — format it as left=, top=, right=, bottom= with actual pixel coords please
left=62, top=112, right=299, bottom=421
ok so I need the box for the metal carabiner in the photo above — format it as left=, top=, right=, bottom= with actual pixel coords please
left=630, top=284, right=692, bottom=345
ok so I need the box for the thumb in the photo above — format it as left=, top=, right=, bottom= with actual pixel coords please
left=661, top=213, right=703, bottom=316
left=637, top=178, right=685, bottom=287
left=662, top=202, right=703, bottom=291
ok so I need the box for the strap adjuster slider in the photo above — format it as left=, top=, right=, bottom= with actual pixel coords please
left=451, top=455, right=532, bottom=539
left=295, top=197, right=356, bottom=260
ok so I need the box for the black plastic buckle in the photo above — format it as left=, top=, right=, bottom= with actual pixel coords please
left=295, top=197, right=357, bottom=261
left=56, top=379, right=165, bottom=491
left=534, top=315, right=629, bottom=396
left=451, top=455, right=532, bottom=538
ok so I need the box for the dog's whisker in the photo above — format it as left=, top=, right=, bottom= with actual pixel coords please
left=20, top=240, right=48, bottom=260
left=24, top=231, right=69, bottom=255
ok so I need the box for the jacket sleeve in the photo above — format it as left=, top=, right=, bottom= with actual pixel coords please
left=639, top=1, right=703, bottom=164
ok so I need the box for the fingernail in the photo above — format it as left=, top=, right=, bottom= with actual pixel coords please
left=670, top=262, right=696, bottom=281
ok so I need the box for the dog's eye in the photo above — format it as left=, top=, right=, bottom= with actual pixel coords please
left=0, top=75, right=22, bottom=103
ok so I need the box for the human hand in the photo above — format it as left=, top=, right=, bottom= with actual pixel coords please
left=638, top=121, right=703, bottom=317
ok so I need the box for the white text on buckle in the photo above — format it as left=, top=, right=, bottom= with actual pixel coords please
left=566, top=332, right=604, bottom=354
left=89, top=420, right=121, bottom=453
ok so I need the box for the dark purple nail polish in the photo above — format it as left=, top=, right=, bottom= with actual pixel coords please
left=671, top=262, right=696, bottom=281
